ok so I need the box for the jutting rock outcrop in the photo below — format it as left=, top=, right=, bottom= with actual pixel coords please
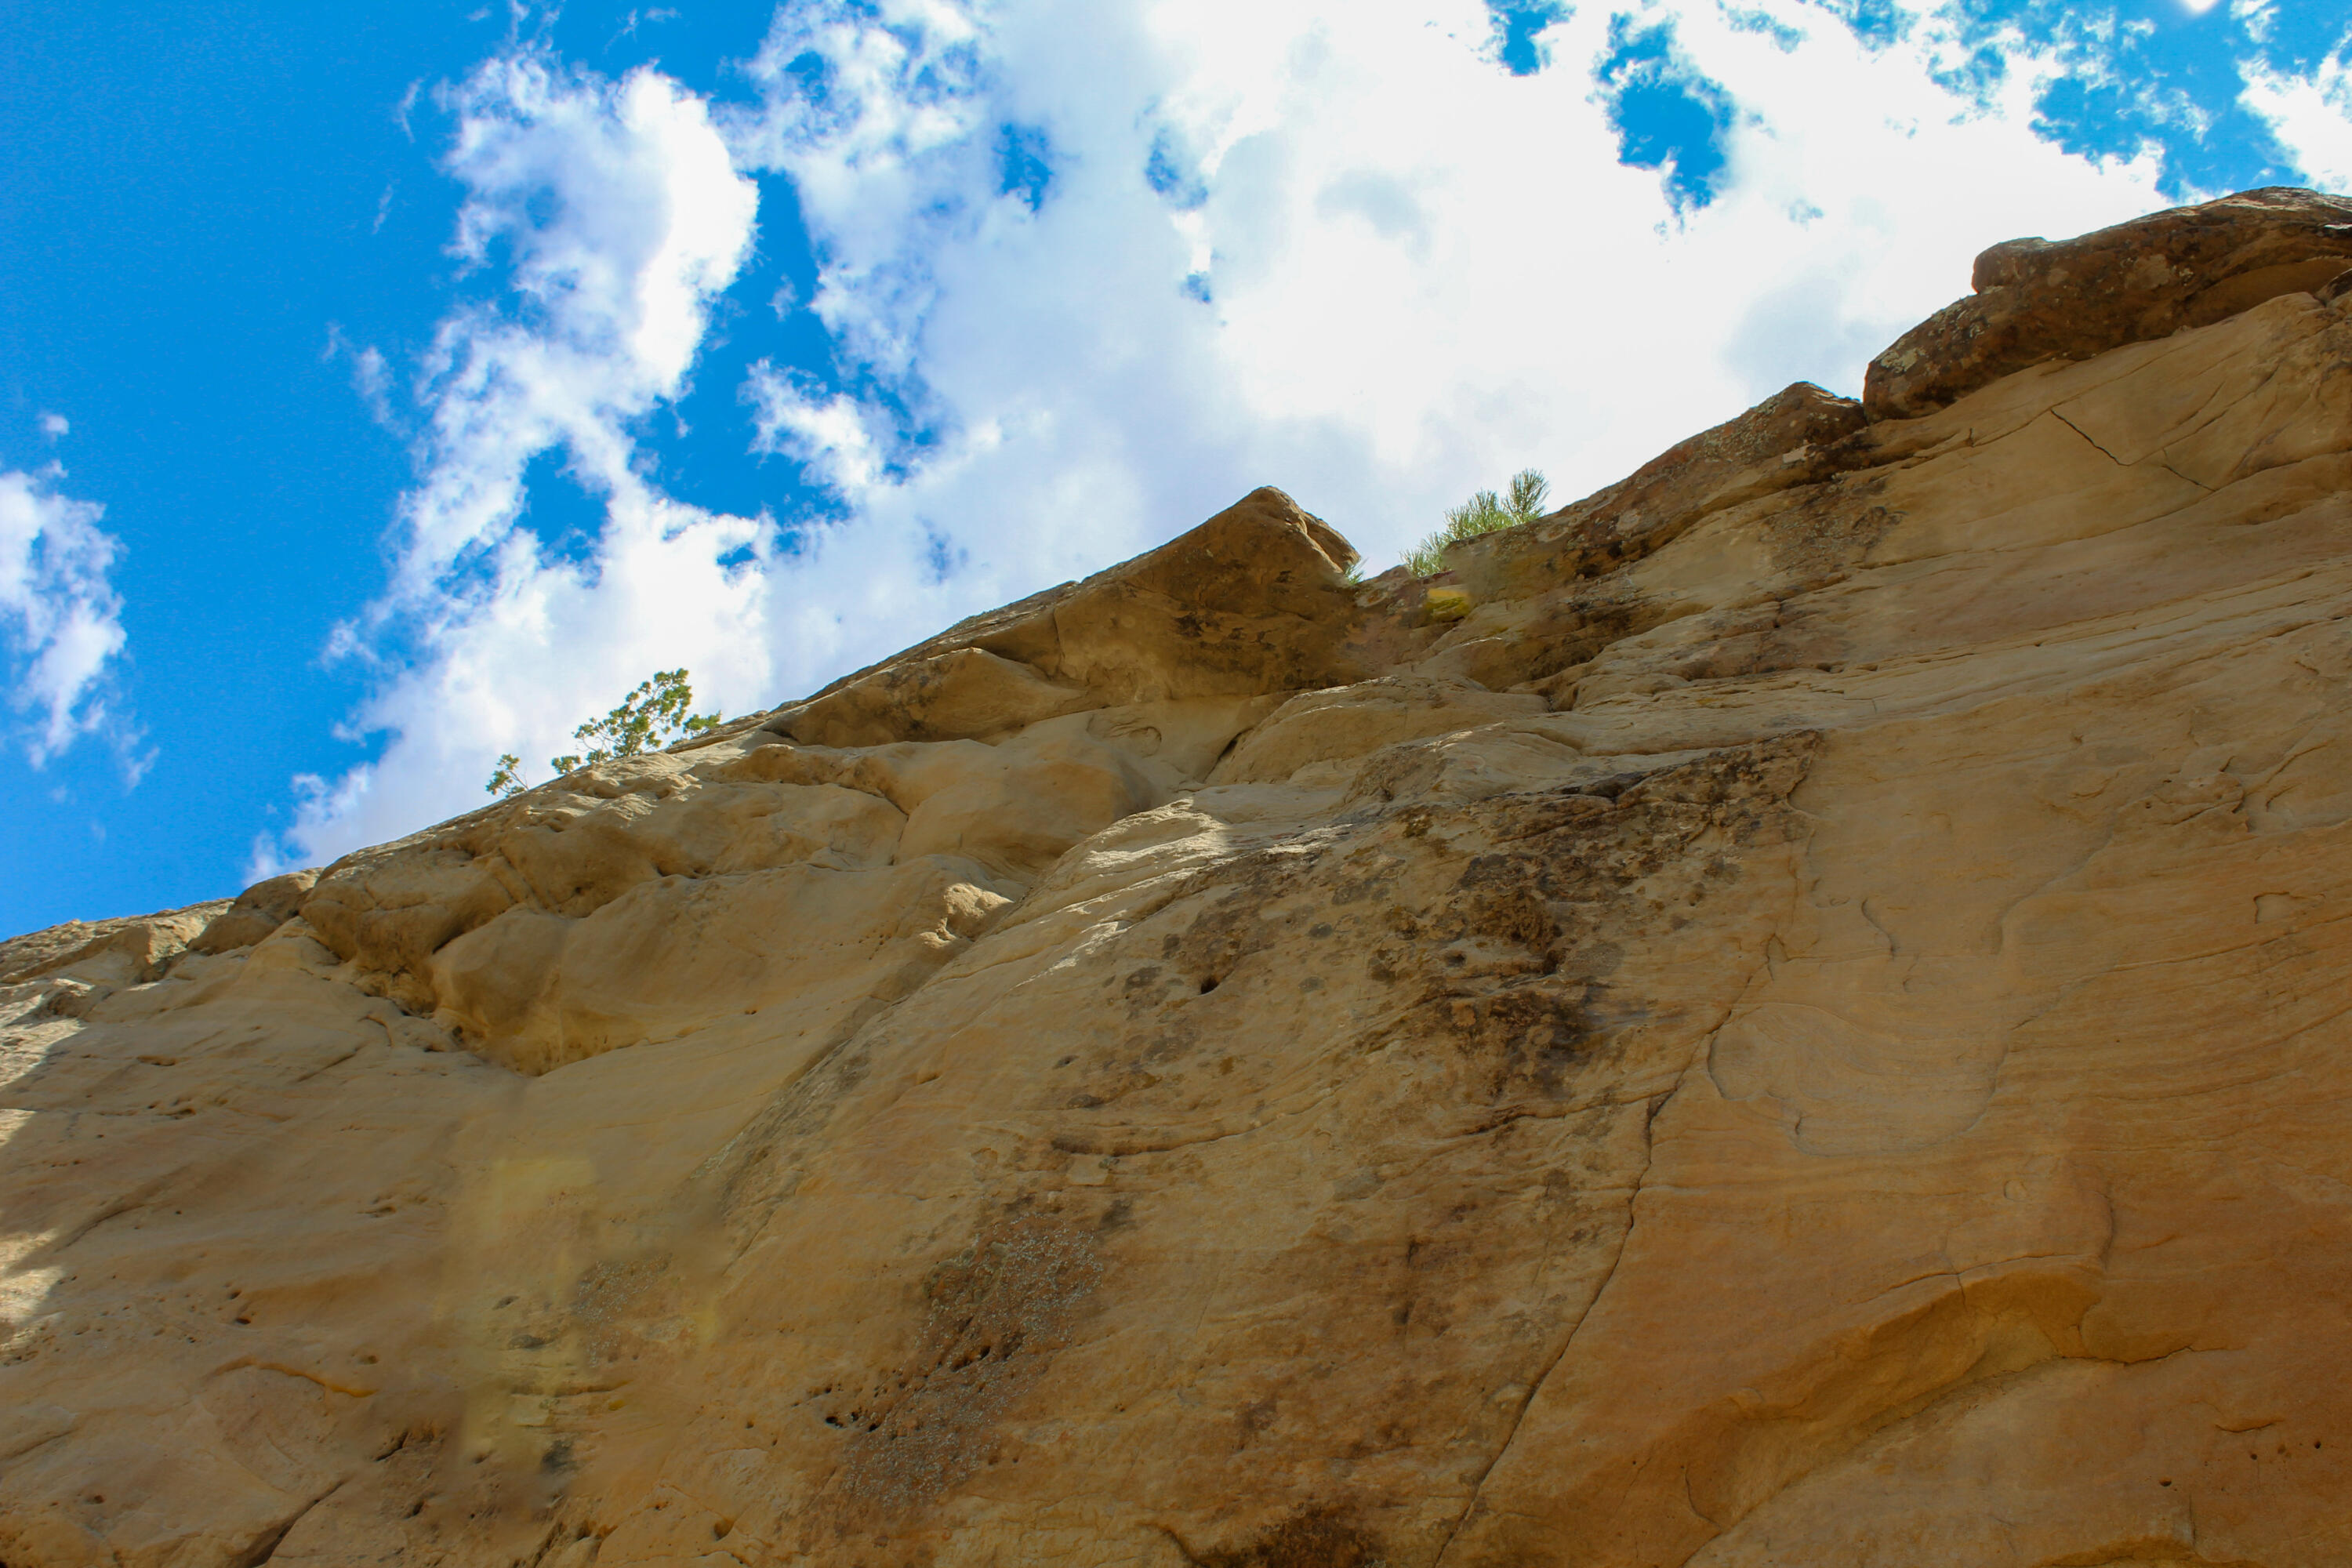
left=4, top=186, right=2351, bottom=1567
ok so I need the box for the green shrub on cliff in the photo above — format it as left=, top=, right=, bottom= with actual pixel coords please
left=487, top=669, right=722, bottom=798
left=1403, top=468, right=1550, bottom=577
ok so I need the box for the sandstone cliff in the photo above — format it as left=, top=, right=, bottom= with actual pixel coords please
left=5, top=187, right=2352, bottom=1566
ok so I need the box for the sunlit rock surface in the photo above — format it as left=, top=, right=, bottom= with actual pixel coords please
left=5, top=190, right=2351, bottom=1567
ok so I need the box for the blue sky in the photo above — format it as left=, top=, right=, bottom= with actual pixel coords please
left=3, top=0, right=2347, bottom=936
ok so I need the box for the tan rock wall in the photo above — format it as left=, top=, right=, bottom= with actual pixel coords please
left=4, top=193, right=2350, bottom=1566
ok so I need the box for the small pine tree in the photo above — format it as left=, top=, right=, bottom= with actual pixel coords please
left=487, top=669, right=722, bottom=798
left=1403, top=469, right=1551, bottom=577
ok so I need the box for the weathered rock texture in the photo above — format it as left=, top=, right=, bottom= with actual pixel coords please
left=5, top=190, right=2352, bottom=1566
left=1864, top=184, right=2352, bottom=419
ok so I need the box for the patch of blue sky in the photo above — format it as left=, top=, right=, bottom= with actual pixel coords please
left=746, top=350, right=948, bottom=504
left=1595, top=16, right=1737, bottom=212
left=511, top=449, right=612, bottom=574
left=1801, top=0, right=1907, bottom=49
left=920, top=526, right=966, bottom=586
left=1145, top=129, right=1211, bottom=209
left=507, top=6, right=866, bottom=549
left=1480, top=2, right=1738, bottom=208
left=757, top=6, right=982, bottom=133
left=997, top=124, right=1056, bottom=211
left=1486, top=0, right=1572, bottom=74
left=1723, top=7, right=1807, bottom=51
left=916, top=35, right=989, bottom=109
left=1837, top=0, right=2352, bottom=199
left=543, top=2, right=733, bottom=79
left=777, top=43, right=843, bottom=121
left=0, top=0, right=499, bottom=931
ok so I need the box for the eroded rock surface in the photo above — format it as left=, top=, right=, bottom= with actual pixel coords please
left=5, top=190, right=2352, bottom=1566
left=0, top=902, right=230, bottom=987
left=1865, top=184, right=2352, bottom=419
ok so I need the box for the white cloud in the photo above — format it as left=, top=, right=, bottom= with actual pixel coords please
left=0, top=468, right=129, bottom=765
left=746, top=370, right=884, bottom=492
left=37, top=413, right=68, bottom=442
left=394, top=77, right=423, bottom=141
left=2242, top=50, right=2352, bottom=193
left=721, top=0, right=2170, bottom=589
left=325, top=325, right=397, bottom=429
left=257, top=50, right=769, bottom=873
left=266, top=0, right=2186, bottom=872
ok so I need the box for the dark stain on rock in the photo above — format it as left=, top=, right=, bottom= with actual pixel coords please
left=1449, top=859, right=1563, bottom=957
left=1767, top=478, right=1896, bottom=583
left=829, top=1211, right=1102, bottom=1519
left=1189, top=1504, right=1383, bottom=1568
left=1442, top=985, right=1595, bottom=1101
left=1490, top=594, right=1667, bottom=689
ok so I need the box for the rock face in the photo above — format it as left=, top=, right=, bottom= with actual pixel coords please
left=5, top=190, right=2351, bottom=1566
left=1864, top=184, right=2352, bottom=419
left=0, top=901, right=231, bottom=1001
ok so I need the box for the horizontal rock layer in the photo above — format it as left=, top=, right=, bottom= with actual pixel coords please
left=5, top=190, right=2352, bottom=1566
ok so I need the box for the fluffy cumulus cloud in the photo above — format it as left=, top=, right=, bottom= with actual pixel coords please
left=0, top=469, right=129, bottom=765
left=2243, top=48, right=2352, bottom=191
left=257, top=52, right=766, bottom=873
left=270, top=0, right=2351, bottom=869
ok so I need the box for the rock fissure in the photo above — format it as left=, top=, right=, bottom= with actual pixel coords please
left=1429, top=1083, right=1674, bottom=1568
left=2161, top=459, right=2220, bottom=495
left=230, top=1478, right=346, bottom=1568
left=2049, top=408, right=2129, bottom=468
